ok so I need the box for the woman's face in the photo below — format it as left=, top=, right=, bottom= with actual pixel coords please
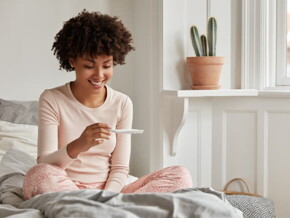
left=69, top=55, right=113, bottom=93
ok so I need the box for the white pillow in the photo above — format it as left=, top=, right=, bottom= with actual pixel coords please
left=0, top=120, right=37, bottom=160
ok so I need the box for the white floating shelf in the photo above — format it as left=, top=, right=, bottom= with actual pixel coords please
left=258, top=90, right=290, bottom=97
left=164, top=89, right=290, bottom=156
left=164, top=89, right=259, bottom=156
left=163, top=89, right=259, bottom=98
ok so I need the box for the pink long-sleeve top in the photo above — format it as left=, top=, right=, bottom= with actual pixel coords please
left=37, top=82, right=133, bottom=192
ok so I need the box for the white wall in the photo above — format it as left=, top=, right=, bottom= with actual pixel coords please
left=211, top=97, right=290, bottom=218
left=130, top=0, right=163, bottom=176
left=0, top=0, right=133, bottom=100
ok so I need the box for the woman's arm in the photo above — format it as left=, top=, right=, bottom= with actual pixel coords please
left=104, top=97, right=133, bottom=192
left=37, top=90, right=76, bottom=169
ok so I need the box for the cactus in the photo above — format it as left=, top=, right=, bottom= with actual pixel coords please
left=190, top=17, right=217, bottom=56
left=207, top=17, right=217, bottom=56
left=200, top=35, right=207, bottom=56
left=190, top=26, right=202, bottom=57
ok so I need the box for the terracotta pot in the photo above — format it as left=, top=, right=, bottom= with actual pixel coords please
left=186, top=56, right=225, bottom=90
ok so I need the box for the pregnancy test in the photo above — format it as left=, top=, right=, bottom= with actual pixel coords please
left=110, top=129, right=144, bottom=134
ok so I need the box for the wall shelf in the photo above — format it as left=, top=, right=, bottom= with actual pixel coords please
left=163, top=89, right=259, bottom=156
left=163, top=89, right=259, bottom=98
left=258, top=90, right=290, bottom=97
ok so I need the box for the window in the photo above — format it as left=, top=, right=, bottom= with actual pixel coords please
left=276, top=0, right=290, bottom=86
left=287, top=1, right=290, bottom=76
left=242, top=0, right=290, bottom=89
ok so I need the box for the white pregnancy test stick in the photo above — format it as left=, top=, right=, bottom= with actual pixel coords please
left=110, top=129, right=144, bottom=134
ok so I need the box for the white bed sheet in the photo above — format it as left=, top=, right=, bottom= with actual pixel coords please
left=0, top=120, right=37, bottom=161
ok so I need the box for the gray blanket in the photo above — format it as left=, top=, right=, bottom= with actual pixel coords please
left=0, top=149, right=243, bottom=218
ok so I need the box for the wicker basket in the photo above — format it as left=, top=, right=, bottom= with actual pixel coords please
left=223, top=178, right=262, bottom=197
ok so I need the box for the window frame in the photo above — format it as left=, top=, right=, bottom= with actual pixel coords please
left=242, top=0, right=290, bottom=90
left=276, top=0, right=290, bottom=86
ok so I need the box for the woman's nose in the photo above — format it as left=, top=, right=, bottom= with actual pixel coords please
left=92, top=68, right=104, bottom=78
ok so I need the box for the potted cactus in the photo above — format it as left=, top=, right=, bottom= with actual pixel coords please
left=187, top=17, right=225, bottom=89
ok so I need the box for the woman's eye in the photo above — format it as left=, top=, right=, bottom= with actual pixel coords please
left=84, top=65, right=93, bottom=69
left=103, top=65, right=112, bottom=69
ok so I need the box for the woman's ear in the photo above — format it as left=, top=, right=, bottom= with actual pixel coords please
left=69, top=58, right=75, bottom=68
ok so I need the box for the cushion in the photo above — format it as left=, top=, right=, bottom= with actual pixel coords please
left=0, top=149, right=36, bottom=177
left=0, top=120, right=37, bottom=161
left=0, top=98, right=38, bottom=125
left=226, top=195, right=275, bottom=218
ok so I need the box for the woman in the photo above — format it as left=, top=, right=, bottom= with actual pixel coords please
left=23, top=10, right=192, bottom=200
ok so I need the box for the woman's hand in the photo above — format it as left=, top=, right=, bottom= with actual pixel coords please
left=67, top=123, right=111, bottom=158
left=78, top=123, right=111, bottom=150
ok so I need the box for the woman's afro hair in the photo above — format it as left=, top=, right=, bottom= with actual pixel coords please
left=52, top=10, right=134, bottom=71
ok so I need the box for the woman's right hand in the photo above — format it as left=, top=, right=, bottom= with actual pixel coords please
left=67, top=123, right=111, bottom=158
left=78, top=123, right=111, bottom=150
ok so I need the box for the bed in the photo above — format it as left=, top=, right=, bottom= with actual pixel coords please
left=0, top=98, right=244, bottom=217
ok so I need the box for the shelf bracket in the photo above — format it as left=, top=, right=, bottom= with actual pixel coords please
left=171, top=97, right=189, bottom=156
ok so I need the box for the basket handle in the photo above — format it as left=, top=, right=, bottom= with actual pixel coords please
left=223, top=177, right=250, bottom=193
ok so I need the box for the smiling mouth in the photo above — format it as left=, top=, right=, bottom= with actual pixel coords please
left=89, top=80, right=103, bottom=86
